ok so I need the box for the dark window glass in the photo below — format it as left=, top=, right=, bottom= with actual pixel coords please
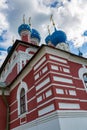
left=20, top=88, right=26, bottom=114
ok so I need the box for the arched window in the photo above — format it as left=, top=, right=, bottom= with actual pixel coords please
left=83, top=73, right=87, bottom=88
left=17, top=81, right=28, bottom=116
left=20, top=88, right=26, bottom=114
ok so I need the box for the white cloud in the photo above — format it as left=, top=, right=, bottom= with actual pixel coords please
left=0, top=13, right=9, bottom=34
left=0, top=0, right=8, bottom=10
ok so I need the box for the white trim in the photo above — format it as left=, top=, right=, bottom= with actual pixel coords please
left=56, top=88, right=64, bottom=94
left=69, top=90, right=76, bottom=96
left=34, top=56, right=46, bottom=70
left=45, top=90, right=52, bottom=98
left=65, top=90, right=68, bottom=95
left=51, top=65, right=58, bottom=70
left=34, top=70, right=72, bottom=86
left=50, top=71, right=72, bottom=78
left=36, top=83, right=76, bottom=96
left=27, top=85, right=35, bottom=93
left=49, top=61, right=70, bottom=68
left=36, top=77, right=50, bottom=91
left=49, top=55, right=67, bottom=64
left=34, top=60, right=70, bottom=75
left=34, top=73, right=39, bottom=80
left=34, top=70, right=50, bottom=85
left=10, top=109, right=17, bottom=115
left=58, top=103, right=80, bottom=109
left=27, top=96, right=36, bottom=103
left=42, top=66, right=48, bottom=74
left=9, top=100, right=17, bottom=107
left=37, top=96, right=43, bottom=103
left=63, top=68, right=70, bottom=73
left=36, top=97, right=79, bottom=111
left=26, top=47, right=37, bottom=53
left=12, top=110, right=87, bottom=130
left=56, top=97, right=79, bottom=101
left=38, top=104, right=54, bottom=116
left=17, top=81, right=28, bottom=116
left=76, top=88, right=85, bottom=91
left=73, top=77, right=81, bottom=80
left=80, top=99, right=87, bottom=102
left=10, top=117, right=19, bottom=124
left=53, top=76, right=73, bottom=84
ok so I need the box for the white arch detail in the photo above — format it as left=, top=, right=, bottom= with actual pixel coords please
left=17, top=81, right=28, bottom=116
left=78, top=67, right=87, bottom=91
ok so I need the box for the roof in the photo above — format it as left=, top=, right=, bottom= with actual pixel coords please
left=0, top=39, right=39, bottom=74
left=0, top=40, right=87, bottom=88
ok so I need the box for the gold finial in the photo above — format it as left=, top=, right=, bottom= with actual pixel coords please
left=23, top=14, right=25, bottom=24
left=12, top=36, right=14, bottom=44
left=47, top=25, right=50, bottom=35
left=28, top=17, right=31, bottom=26
left=50, top=14, right=55, bottom=28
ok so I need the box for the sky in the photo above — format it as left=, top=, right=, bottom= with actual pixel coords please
left=0, top=0, right=87, bottom=66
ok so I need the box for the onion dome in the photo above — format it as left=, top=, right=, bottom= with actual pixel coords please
left=51, top=28, right=67, bottom=46
left=18, top=24, right=31, bottom=36
left=45, top=34, right=52, bottom=45
left=31, top=28, right=41, bottom=42
left=7, top=46, right=12, bottom=53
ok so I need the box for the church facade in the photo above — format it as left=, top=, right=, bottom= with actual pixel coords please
left=0, top=18, right=87, bottom=130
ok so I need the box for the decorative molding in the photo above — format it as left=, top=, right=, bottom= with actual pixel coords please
left=51, top=65, right=58, bottom=70
left=42, top=66, right=48, bottom=74
left=45, top=90, right=52, bottom=98
left=36, top=77, right=50, bottom=91
left=53, top=76, right=73, bottom=84
left=38, top=104, right=55, bottom=116
left=34, top=73, right=39, bottom=80
left=37, top=96, right=42, bottom=103
left=56, top=88, right=64, bottom=94
left=63, top=68, right=70, bottom=73
left=58, top=103, right=80, bottom=109
left=69, top=90, right=76, bottom=96
left=49, top=55, right=67, bottom=64
left=34, top=56, right=46, bottom=70
left=13, top=110, right=87, bottom=130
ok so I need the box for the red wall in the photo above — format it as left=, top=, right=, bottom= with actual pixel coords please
left=0, top=96, right=7, bottom=130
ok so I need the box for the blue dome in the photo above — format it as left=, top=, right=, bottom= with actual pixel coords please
left=18, top=24, right=31, bottom=35
left=45, top=35, right=52, bottom=44
left=31, top=29, right=41, bottom=42
left=51, top=29, right=67, bottom=46
left=7, top=46, right=12, bottom=53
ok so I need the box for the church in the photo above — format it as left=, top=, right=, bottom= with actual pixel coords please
left=0, top=16, right=87, bottom=130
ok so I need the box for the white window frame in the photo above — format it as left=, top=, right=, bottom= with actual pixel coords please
left=17, top=81, right=28, bottom=116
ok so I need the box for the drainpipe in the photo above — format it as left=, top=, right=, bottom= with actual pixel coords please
left=2, top=88, right=9, bottom=130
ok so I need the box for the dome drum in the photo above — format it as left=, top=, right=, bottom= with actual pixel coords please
left=31, top=29, right=41, bottom=43
left=51, top=30, right=67, bottom=46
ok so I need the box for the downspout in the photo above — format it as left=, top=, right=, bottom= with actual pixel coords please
left=2, top=88, right=9, bottom=130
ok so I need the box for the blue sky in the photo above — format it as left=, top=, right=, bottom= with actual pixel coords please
left=0, top=0, right=87, bottom=66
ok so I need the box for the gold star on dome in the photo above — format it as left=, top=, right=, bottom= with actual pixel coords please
left=28, top=17, right=31, bottom=27
left=50, top=14, right=56, bottom=28
left=23, top=14, right=25, bottom=24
